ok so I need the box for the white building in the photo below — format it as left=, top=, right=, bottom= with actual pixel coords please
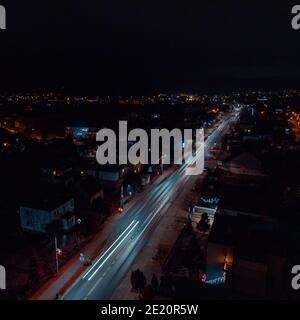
left=20, top=194, right=75, bottom=234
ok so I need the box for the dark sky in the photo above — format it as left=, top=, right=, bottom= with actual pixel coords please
left=0, top=0, right=300, bottom=94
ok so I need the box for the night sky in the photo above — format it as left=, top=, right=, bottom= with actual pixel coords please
left=0, top=1, right=299, bottom=94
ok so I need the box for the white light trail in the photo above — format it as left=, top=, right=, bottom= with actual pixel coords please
left=88, top=221, right=139, bottom=281
left=83, top=220, right=137, bottom=279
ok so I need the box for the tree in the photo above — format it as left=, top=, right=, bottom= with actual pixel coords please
left=151, top=274, right=159, bottom=293
left=131, top=269, right=139, bottom=291
left=130, top=269, right=147, bottom=293
left=137, top=270, right=147, bottom=293
left=197, top=213, right=210, bottom=232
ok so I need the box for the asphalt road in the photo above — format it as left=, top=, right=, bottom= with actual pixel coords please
left=63, top=111, right=239, bottom=300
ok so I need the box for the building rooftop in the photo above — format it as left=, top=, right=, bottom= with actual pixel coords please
left=218, top=181, right=275, bottom=217
left=209, top=213, right=279, bottom=253
left=61, top=211, right=75, bottom=220
left=78, top=177, right=102, bottom=196
left=235, top=224, right=286, bottom=263
left=21, top=187, right=73, bottom=211
left=223, top=152, right=262, bottom=172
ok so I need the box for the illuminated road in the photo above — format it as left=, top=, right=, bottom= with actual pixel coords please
left=63, top=112, right=239, bottom=300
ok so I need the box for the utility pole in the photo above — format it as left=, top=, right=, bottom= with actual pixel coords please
left=54, top=236, right=61, bottom=275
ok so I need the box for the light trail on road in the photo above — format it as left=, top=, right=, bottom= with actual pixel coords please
left=63, top=111, right=239, bottom=300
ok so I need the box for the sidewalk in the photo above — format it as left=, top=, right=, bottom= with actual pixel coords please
left=30, top=216, right=114, bottom=300
left=31, top=167, right=176, bottom=300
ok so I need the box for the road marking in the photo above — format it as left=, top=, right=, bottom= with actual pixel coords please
left=86, top=276, right=103, bottom=297
left=88, top=221, right=140, bottom=281
left=83, top=220, right=137, bottom=279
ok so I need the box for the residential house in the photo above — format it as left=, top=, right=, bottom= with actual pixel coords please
left=20, top=190, right=75, bottom=234
left=40, top=161, right=74, bottom=187
left=87, top=162, right=128, bottom=191
left=222, top=152, right=264, bottom=177
left=74, top=177, right=104, bottom=209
